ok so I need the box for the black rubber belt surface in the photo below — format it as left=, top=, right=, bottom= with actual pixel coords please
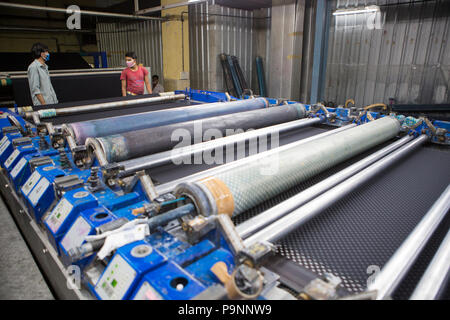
left=234, top=144, right=450, bottom=297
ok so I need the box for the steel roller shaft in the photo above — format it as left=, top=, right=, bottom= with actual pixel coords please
left=174, top=117, right=401, bottom=218
left=368, top=182, right=450, bottom=300
left=118, top=117, right=323, bottom=177
left=26, top=92, right=184, bottom=120
left=410, top=227, right=450, bottom=300
left=92, top=104, right=307, bottom=163
left=67, top=97, right=270, bottom=144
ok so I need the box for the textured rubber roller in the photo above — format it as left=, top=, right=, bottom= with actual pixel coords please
left=175, top=117, right=401, bottom=217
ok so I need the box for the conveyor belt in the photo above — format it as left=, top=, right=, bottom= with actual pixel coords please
left=233, top=144, right=449, bottom=297
left=49, top=100, right=196, bottom=125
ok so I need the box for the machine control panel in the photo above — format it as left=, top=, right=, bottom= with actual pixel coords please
left=95, top=254, right=137, bottom=300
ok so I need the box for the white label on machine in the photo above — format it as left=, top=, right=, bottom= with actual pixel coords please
left=0, top=139, right=10, bottom=156
left=0, top=136, right=8, bottom=147
left=133, top=281, right=163, bottom=300
left=4, top=149, right=20, bottom=169
left=11, top=157, right=27, bottom=179
left=29, top=177, right=49, bottom=206
left=21, top=170, right=41, bottom=196
left=95, top=254, right=137, bottom=300
left=46, top=198, right=74, bottom=233
left=61, top=216, right=91, bottom=252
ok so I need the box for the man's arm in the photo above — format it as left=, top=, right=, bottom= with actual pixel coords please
left=121, top=79, right=127, bottom=97
left=35, top=94, right=46, bottom=105
left=28, top=66, right=46, bottom=105
left=144, top=75, right=152, bottom=94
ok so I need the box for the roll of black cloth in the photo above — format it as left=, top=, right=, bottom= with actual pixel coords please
left=96, top=103, right=307, bottom=162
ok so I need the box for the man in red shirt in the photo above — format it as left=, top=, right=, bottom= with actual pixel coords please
left=120, top=51, right=152, bottom=96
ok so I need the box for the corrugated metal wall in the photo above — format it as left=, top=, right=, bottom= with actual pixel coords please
left=189, top=2, right=211, bottom=90
left=189, top=3, right=271, bottom=93
left=268, top=0, right=306, bottom=101
left=324, top=0, right=450, bottom=106
left=96, top=20, right=164, bottom=79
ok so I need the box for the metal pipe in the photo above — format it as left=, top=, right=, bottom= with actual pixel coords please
left=94, top=104, right=308, bottom=163
left=44, top=123, right=55, bottom=135
left=137, top=171, right=159, bottom=201
left=136, top=0, right=208, bottom=15
left=85, top=138, right=108, bottom=167
left=368, top=182, right=450, bottom=300
left=0, top=2, right=165, bottom=21
left=68, top=98, right=270, bottom=145
left=0, top=26, right=95, bottom=33
left=147, top=203, right=195, bottom=230
left=6, top=68, right=123, bottom=76
left=11, top=71, right=122, bottom=80
left=410, top=228, right=450, bottom=300
left=26, top=94, right=186, bottom=120
left=119, top=117, right=322, bottom=176
left=216, top=214, right=245, bottom=256
left=244, top=135, right=428, bottom=247
left=66, top=134, right=78, bottom=151
left=237, top=134, right=415, bottom=239
left=155, top=124, right=357, bottom=195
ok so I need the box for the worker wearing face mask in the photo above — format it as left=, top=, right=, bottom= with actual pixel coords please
left=151, top=74, right=164, bottom=94
left=27, top=42, right=58, bottom=106
left=120, top=51, right=152, bottom=96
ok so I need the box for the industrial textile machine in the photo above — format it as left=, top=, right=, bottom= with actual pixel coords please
left=0, top=88, right=448, bottom=300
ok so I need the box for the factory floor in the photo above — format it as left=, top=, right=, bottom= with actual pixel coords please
left=0, top=196, right=54, bottom=300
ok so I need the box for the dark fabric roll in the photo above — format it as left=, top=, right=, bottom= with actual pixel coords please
left=97, top=103, right=306, bottom=162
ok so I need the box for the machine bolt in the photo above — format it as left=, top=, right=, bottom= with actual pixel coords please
left=38, top=133, right=49, bottom=150
left=25, top=123, right=35, bottom=137
left=58, top=148, right=71, bottom=169
left=88, top=166, right=100, bottom=188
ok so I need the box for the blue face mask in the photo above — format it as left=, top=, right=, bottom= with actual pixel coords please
left=43, top=53, right=50, bottom=62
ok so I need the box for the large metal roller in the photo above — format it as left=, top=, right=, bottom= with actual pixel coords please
left=25, top=92, right=184, bottom=120
left=67, top=98, right=269, bottom=144
left=175, top=117, right=401, bottom=217
left=91, top=104, right=306, bottom=163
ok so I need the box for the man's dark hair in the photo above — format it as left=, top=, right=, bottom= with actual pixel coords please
left=125, top=51, right=137, bottom=60
left=31, top=42, right=49, bottom=59
left=152, top=75, right=159, bottom=80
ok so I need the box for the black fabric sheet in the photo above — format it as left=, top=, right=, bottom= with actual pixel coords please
left=12, top=73, right=122, bottom=106
left=0, top=52, right=91, bottom=72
